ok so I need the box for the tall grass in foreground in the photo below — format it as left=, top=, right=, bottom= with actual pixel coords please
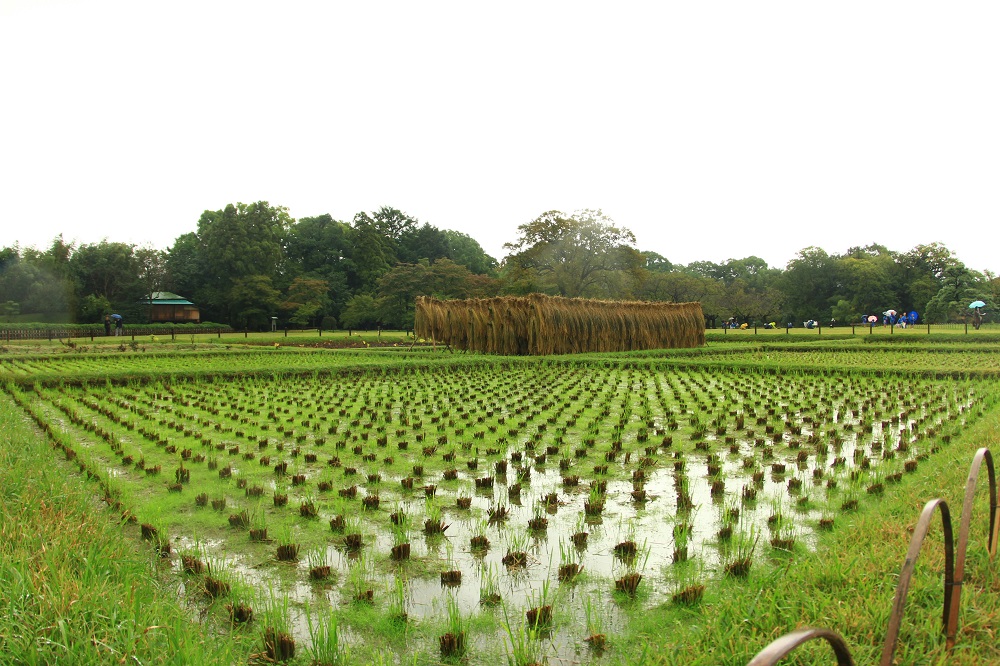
left=0, top=395, right=250, bottom=664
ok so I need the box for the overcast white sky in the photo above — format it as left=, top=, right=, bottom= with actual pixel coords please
left=2, top=1, right=997, bottom=273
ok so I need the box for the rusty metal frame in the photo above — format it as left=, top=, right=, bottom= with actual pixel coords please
left=946, top=447, right=999, bottom=647
left=746, top=628, right=855, bottom=666
left=879, top=498, right=955, bottom=666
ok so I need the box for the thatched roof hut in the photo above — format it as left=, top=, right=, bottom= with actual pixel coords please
left=415, top=294, right=704, bottom=355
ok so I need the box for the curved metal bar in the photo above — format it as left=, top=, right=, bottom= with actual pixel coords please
left=746, top=627, right=855, bottom=666
left=879, top=498, right=955, bottom=666
left=946, top=448, right=998, bottom=648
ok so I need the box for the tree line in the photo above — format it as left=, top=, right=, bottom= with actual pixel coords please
left=1, top=202, right=996, bottom=329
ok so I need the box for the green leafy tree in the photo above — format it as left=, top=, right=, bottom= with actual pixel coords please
left=164, top=232, right=204, bottom=299
left=398, top=223, right=449, bottom=265
left=443, top=230, right=497, bottom=275
left=779, top=247, right=840, bottom=323
left=348, top=213, right=395, bottom=292
left=720, top=279, right=785, bottom=324
left=340, top=293, right=380, bottom=330
left=78, top=294, right=112, bottom=323
left=197, top=202, right=291, bottom=323
left=371, top=206, right=418, bottom=242
left=924, top=263, right=986, bottom=323
left=135, top=245, right=166, bottom=323
left=0, top=243, right=74, bottom=319
left=69, top=241, right=140, bottom=307
left=285, top=215, right=352, bottom=278
left=375, top=263, right=430, bottom=330
left=833, top=254, right=897, bottom=319
left=643, top=251, right=674, bottom=273
left=281, top=277, right=331, bottom=327
left=229, top=275, right=281, bottom=330
left=502, top=209, right=641, bottom=298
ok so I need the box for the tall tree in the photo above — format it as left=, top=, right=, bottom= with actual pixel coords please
left=281, top=277, right=332, bottom=327
left=196, top=201, right=291, bottom=323
left=229, top=274, right=282, bottom=330
left=348, top=213, right=395, bottom=292
left=69, top=241, right=140, bottom=305
left=443, top=230, right=497, bottom=275
left=164, top=232, right=204, bottom=299
left=397, top=222, right=449, bottom=265
left=779, top=247, right=840, bottom=323
left=502, top=209, right=640, bottom=298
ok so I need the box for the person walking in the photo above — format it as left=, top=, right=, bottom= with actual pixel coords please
left=115, top=315, right=124, bottom=336
left=104, top=315, right=112, bottom=337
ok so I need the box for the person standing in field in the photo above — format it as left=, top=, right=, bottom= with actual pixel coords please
left=104, top=315, right=112, bottom=337
left=115, top=316, right=123, bottom=336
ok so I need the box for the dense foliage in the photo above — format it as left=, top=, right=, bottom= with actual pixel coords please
left=1, top=204, right=997, bottom=329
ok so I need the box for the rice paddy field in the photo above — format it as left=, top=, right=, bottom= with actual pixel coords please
left=3, top=329, right=1000, bottom=665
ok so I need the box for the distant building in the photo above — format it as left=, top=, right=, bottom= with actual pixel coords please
left=145, top=292, right=200, bottom=323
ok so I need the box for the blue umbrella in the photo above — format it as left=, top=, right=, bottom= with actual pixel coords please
left=908, top=311, right=918, bottom=324
left=969, top=300, right=986, bottom=309
left=110, top=313, right=123, bottom=320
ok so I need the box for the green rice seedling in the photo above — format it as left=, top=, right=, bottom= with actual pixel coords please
left=840, top=480, right=861, bottom=511
left=527, top=502, right=548, bottom=532
left=669, top=558, right=707, bottom=606
left=307, top=547, right=332, bottom=580
left=487, top=502, right=510, bottom=524
left=441, top=542, right=462, bottom=586
left=502, top=528, right=529, bottom=568
left=501, top=602, right=547, bottom=666
left=583, top=484, right=605, bottom=517
left=866, top=466, right=887, bottom=495
left=583, top=591, right=608, bottom=650
left=249, top=503, right=268, bottom=541
left=671, top=514, right=693, bottom=563
left=305, top=601, right=349, bottom=665
left=557, top=538, right=583, bottom=581
left=390, top=520, right=411, bottom=561
left=424, top=498, right=448, bottom=535
left=342, top=515, right=365, bottom=552
left=178, top=537, right=206, bottom=575
left=300, top=493, right=320, bottom=518
left=470, top=515, right=491, bottom=553
left=260, top=589, right=296, bottom=662
left=439, top=592, right=466, bottom=660
left=766, top=495, right=786, bottom=532
left=347, top=553, right=375, bottom=604
left=203, top=557, right=232, bottom=600
left=770, top=520, right=797, bottom=551
left=225, top=574, right=256, bottom=624
left=274, top=524, right=300, bottom=562
left=479, top=562, right=502, bottom=605
left=526, top=576, right=556, bottom=630
left=723, top=523, right=759, bottom=579
left=387, top=572, right=408, bottom=623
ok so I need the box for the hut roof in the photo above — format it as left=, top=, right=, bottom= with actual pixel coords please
left=146, top=291, right=195, bottom=305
